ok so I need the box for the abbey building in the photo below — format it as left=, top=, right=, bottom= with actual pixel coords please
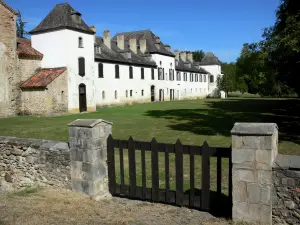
left=0, top=1, right=222, bottom=116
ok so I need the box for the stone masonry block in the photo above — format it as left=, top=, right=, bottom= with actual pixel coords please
left=233, top=168, right=255, bottom=183
left=69, top=138, right=105, bottom=151
left=71, top=179, right=83, bottom=193
left=232, top=135, right=243, bottom=148
left=258, top=170, right=272, bottom=185
left=70, top=148, right=83, bottom=161
left=82, top=150, right=101, bottom=163
left=233, top=202, right=250, bottom=221
left=256, top=150, right=272, bottom=167
left=71, top=161, right=83, bottom=180
left=242, top=136, right=261, bottom=149
left=247, top=183, right=261, bottom=204
left=233, top=181, right=247, bottom=202
left=260, top=185, right=271, bottom=205
left=260, top=204, right=272, bottom=224
left=232, top=148, right=255, bottom=164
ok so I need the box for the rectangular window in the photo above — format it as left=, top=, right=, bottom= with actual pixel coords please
left=141, top=68, right=144, bottom=79
left=169, top=69, right=172, bottom=81
left=158, top=68, right=163, bottom=80
left=98, top=63, right=103, bottom=78
left=151, top=68, right=155, bottom=80
left=115, top=65, right=119, bottom=79
left=78, top=57, right=85, bottom=76
left=129, top=66, right=133, bottom=79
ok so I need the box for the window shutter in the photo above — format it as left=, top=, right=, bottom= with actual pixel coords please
left=98, top=63, right=103, bottom=78
left=151, top=68, right=154, bottom=80
left=173, top=69, right=174, bottom=80
left=141, top=68, right=144, bottom=79
left=78, top=57, right=85, bottom=76
left=115, top=65, right=119, bottom=78
left=163, top=68, right=165, bottom=80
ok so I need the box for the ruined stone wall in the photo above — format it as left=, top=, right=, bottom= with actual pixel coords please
left=18, top=58, right=41, bottom=82
left=0, top=136, right=70, bottom=194
left=0, top=4, right=18, bottom=117
left=21, top=70, right=68, bottom=115
left=272, top=154, right=300, bottom=225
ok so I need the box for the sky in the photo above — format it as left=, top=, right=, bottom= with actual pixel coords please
left=6, top=0, right=280, bottom=62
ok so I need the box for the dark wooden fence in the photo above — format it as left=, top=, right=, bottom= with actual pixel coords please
left=107, top=135, right=232, bottom=215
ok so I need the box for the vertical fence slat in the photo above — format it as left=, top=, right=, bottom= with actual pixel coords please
left=217, top=155, right=222, bottom=196
left=151, top=138, right=159, bottom=202
left=189, top=147, right=195, bottom=207
left=107, top=134, right=116, bottom=195
left=128, top=136, right=136, bottom=198
left=165, top=144, right=170, bottom=202
left=141, top=143, right=146, bottom=199
left=175, top=139, right=183, bottom=206
left=201, top=141, right=210, bottom=210
left=119, top=140, right=125, bottom=195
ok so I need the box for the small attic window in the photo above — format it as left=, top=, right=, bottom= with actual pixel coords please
left=79, top=37, right=83, bottom=48
left=71, top=10, right=82, bottom=23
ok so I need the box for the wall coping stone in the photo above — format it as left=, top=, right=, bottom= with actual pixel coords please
left=231, top=123, right=278, bottom=136
left=273, top=154, right=300, bottom=169
left=68, top=119, right=113, bottom=128
left=0, top=136, right=69, bottom=153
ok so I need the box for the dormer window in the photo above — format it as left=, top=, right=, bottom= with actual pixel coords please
left=79, top=37, right=83, bottom=48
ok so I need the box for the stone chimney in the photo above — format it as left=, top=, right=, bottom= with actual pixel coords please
left=155, top=36, right=160, bottom=49
left=165, top=44, right=171, bottom=52
left=117, top=34, right=124, bottom=50
left=89, top=26, right=96, bottom=41
left=187, top=51, right=193, bottom=62
left=180, top=51, right=187, bottom=62
left=129, top=38, right=137, bottom=54
left=103, top=30, right=111, bottom=49
left=140, top=39, right=147, bottom=54
left=174, top=50, right=179, bottom=60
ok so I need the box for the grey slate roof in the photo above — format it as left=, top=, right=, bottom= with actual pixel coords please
left=95, top=37, right=157, bottom=67
left=30, top=3, right=95, bottom=35
left=199, top=52, right=221, bottom=66
left=112, top=30, right=174, bottom=57
left=175, top=59, right=209, bottom=74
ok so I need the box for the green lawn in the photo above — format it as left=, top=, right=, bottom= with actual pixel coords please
left=0, top=98, right=299, bottom=155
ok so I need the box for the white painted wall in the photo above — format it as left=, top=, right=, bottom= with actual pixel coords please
left=31, top=29, right=96, bottom=112
left=200, top=65, right=221, bottom=95
left=31, top=29, right=221, bottom=111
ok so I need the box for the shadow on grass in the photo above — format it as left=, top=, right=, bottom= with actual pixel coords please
left=144, top=98, right=300, bottom=146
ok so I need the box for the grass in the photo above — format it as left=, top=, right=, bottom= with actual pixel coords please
left=0, top=98, right=299, bottom=155
left=0, top=187, right=232, bottom=224
left=9, top=186, right=40, bottom=197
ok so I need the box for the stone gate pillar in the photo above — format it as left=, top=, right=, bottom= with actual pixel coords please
left=68, top=119, right=112, bottom=199
left=231, top=123, right=278, bottom=224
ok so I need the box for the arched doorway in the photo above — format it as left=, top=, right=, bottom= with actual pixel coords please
left=79, top=83, right=87, bottom=112
left=151, top=85, right=155, bottom=102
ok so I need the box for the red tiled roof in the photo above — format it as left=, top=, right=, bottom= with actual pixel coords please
left=0, top=0, right=18, bottom=15
left=20, top=67, right=67, bottom=88
left=17, top=38, right=43, bottom=59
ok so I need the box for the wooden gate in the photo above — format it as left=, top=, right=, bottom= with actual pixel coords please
left=107, top=135, right=232, bottom=216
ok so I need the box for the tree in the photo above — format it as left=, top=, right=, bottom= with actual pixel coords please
left=192, top=50, right=205, bottom=62
left=219, top=62, right=236, bottom=95
left=263, top=0, right=300, bottom=96
left=16, top=10, right=28, bottom=38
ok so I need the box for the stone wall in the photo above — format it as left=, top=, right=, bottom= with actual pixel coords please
left=272, top=154, right=300, bottom=225
left=0, top=4, right=19, bottom=117
left=18, top=58, right=41, bottom=82
left=21, top=70, right=68, bottom=115
left=0, top=136, right=70, bottom=194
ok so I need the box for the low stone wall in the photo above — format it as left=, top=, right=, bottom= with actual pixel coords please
left=0, top=136, right=70, bottom=194
left=272, top=154, right=300, bottom=225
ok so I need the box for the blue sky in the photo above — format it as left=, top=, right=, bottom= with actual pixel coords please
left=7, top=0, right=280, bottom=62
